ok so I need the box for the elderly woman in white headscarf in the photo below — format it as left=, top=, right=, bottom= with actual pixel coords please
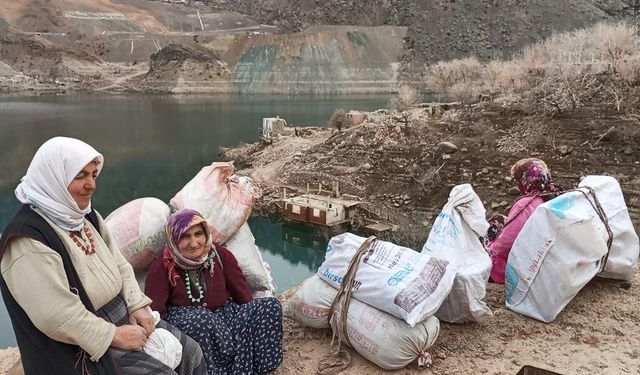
left=0, top=137, right=207, bottom=375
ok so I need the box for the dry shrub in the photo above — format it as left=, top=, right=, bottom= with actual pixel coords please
left=615, top=55, right=640, bottom=84
left=327, top=108, right=346, bottom=130
left=390, top=84, right=421, bottom=111
left=593, top=22, right=638, bottom=66
left=426, top=57, right=482, bottom=99
left=425, top=22, right=640, bottom=113
left=447, top=82, right=478, bottom=102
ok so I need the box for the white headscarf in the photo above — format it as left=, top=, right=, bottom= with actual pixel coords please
left=15, top=137, right=104, bottom=232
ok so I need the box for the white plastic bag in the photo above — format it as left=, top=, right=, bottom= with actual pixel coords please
left=579, top=176, right=639, bottom=281
left=318, top=233, right=456, bottom=326
left=223, top=223, right=276, bottom=293
left=144, top=311, right=183, bottom=370
left=422, top=184, right=493, bottom=323
left=170, top=161, right=261, bottom=244
left=105, top=198, right=170, bottom=271
left=284, top=275, right=440, bottom=370
left=505, top=186, right=610, bottom=322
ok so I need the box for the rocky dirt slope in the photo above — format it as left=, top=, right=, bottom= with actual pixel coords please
left=207, top=0, right=633, bottom=78
left=139, top=42, right=231, bottom=93
left=222, top=101, right=640, bottom=248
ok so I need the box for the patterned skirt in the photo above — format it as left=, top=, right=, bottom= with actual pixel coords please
left=97, top=295, right=207, bottom=375
left=166, top=298, right=283, bottom=375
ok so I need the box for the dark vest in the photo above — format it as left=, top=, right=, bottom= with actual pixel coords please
left=0, top=205, right=121, bottom=375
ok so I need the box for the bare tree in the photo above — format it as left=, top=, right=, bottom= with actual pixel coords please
left=391, top=84, right=421, bottom=111
left=327, top=108, right=346, bottom=131
left=390, top=84, right=421, bottom=133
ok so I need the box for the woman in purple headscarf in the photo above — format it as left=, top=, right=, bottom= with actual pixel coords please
left=145, top=208, right=283, bottom=375
left=485, top=158, right=563, bottom=283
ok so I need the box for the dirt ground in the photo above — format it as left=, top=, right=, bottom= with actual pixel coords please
left=275, top=273, right=640, bottom=375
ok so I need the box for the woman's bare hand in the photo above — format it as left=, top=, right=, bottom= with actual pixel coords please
left=129, top=307, right=156, bottom=336
left=111, top=324, right=148, bottom=351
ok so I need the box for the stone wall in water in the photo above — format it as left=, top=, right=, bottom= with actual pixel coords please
left=225, top=26, right=406, bottom=94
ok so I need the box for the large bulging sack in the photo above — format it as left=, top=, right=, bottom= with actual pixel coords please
left=105, top=197, right=170, bottom=271
left=223, top=223, right=276, bottom=293
left=422, top=184, right=493, bottom=323
left=284, top=275, right=440, bottom=370
left=578, top=176, right=639, bottom=281
left=318, top=233, right=456, bottom=326
left=283, top=275, right=334, bottom=329
left=170, top=161, right=261, bottom=244
left=505, top=185, right=611, bottom=322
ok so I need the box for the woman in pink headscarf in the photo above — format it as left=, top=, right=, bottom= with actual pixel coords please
left=486, top=158, right=563, bottom=284
left=145, top=208, right=283, bottom=375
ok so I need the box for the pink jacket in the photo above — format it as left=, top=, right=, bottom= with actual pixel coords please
left=487, top=195, right=545, bottom=284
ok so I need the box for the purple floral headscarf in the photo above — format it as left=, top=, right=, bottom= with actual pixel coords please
left=510, top=158, right=553, bottom=195
left=163, top=208, right=218, bottom=285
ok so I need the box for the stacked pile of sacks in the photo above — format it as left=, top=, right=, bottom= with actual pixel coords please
left=284, top=184, right=493, bottom=370
left=104, top=161, right=276, bottom=296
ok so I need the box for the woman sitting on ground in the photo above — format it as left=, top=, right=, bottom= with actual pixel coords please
left=145, top=208, right=283, bottom=375
left=486, top=157, right=563, bottom=284
left=0, top=137, right=206, bottom=375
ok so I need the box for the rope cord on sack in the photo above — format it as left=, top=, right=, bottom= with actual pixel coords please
left=317, top=236, right=376, bottom=375
left=573, top=186, right=613, bottom=270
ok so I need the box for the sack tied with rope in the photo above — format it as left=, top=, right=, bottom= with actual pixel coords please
left=505, top=176, right=639, bottom=323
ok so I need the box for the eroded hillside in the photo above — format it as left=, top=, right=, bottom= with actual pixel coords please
left=0, top=0, right=635, bottom=93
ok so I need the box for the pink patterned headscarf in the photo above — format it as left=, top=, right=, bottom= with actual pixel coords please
left=163, top=208, right=218, bottom=285
left=510, top=158, right=554, bottom=195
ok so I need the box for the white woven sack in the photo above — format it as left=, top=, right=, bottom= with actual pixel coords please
left=285, top=275, right=440, bottom=370
left=283, top=275, right=334, bottom=328
left=579, top=176, right=639, bottom=281
left=170, top=161, right=260, bottom=244
left=105, top=197, right=170, bottom=271
left=223, top=223, right=276, bottom=293
left=505, top=188, right=609, bottom=323
left=318, top=233, right=456, bottom=326
left=422, top=184, right=493, bottom=323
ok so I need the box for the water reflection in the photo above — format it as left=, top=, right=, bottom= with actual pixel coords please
left=248, top=216, right=327, bottom=292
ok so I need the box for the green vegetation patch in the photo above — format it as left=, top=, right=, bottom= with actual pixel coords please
left=346, top=31, right=369, bottom=48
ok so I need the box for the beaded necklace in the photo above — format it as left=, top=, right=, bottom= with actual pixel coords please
left=184, top=270, right=204, bottom=303
left=68, top=226, right=96, bottom=255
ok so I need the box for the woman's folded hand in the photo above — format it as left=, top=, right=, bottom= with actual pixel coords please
left=129, top=306, right=156, bottom=336
left=112, top=324, right=148, bottom=351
